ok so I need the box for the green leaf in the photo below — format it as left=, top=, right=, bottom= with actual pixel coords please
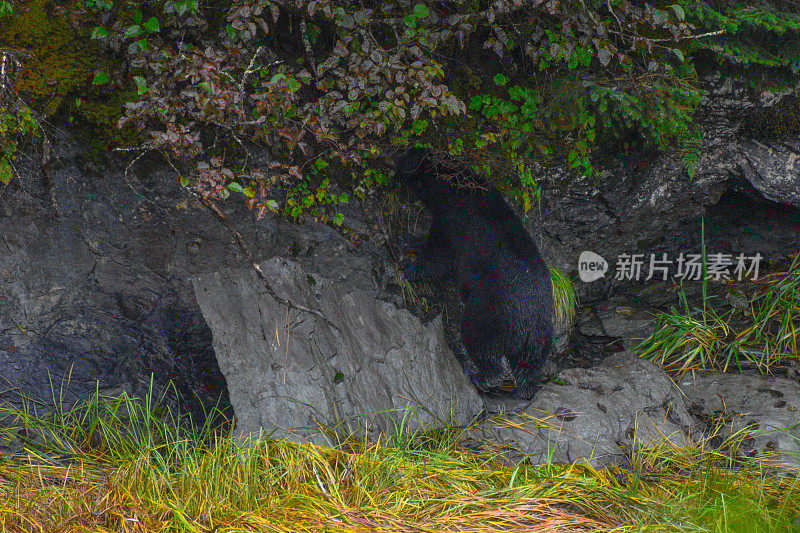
left=92, top=71, right=110, bottom=85
left=0, top=1, right=15, bottom=16
left=199, top=81, right=213, bottom=92
left=669, top=4, right=685, bottom=21
left=270, top=73, right=287, bottom=84
left=411, top=119, right=428, bottom=134
left=413, top=4, right=429, bottom=19
left=179, top=176, right=189, bottom=187
left=315, top=158, right=329, bottom=170
left=674, top=49, right=685, bottom=63
left=243, top=187, right=256, bottom=197
left=404, top=14, right=416, bottom=28
left=143, top=16, right=160, bottom=32
left=133, top=9, right=142, bottom=24
left=137, top=38, right=148, bottom=50
left=287, top=77, right=302, bottom=92
left=227, top=182, right=243, bottom=192
left=333, top=213, right=344, bottom=226
left=225, top=23, right=237, bottom=40
left=133, top=75, right=148, bottom=95
left=507, top=86, right=522, bottom=100
left=91, top=26, right=108, bottom=39
left=493, top=73, right=508, bottom=86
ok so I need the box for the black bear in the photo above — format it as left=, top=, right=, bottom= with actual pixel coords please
left=396, top=148, right=553, bottom=399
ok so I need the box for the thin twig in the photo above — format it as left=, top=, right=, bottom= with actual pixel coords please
left=607, top=0, right=622, bottom=28
left=645, top=29, right=726, bottom=43
left=238, top=46, right=266, bottom=92
left=195, top=192, right=337, bottom=328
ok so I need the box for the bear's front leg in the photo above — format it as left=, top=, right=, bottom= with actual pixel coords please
left=404, top=246, right=454, bottom=281
left=403, top=219, right=454, bottom=281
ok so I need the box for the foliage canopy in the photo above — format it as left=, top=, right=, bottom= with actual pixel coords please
left=0, top=0, right=798, bottom=217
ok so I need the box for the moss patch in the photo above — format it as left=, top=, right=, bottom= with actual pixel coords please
left=0, top=0, right=96, bottom=114
left=0, top=0, right=140, bottom=146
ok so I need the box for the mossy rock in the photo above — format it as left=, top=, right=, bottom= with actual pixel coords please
left=0, top=0, right=97, bottom=114
left=0, top=0, right=138, bottom=146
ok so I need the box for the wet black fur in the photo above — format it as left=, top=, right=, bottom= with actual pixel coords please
left=396, top=149, right=554, bottom=399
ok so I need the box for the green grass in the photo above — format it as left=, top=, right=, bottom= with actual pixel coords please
left=638, top=256, right=800, bottom=373
left=1, top=390, right=799, bottom=532
left=550, top=266, right=578, bottom=328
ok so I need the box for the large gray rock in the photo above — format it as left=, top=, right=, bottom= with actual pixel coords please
left=465, top=352, right=693, bottom=466
left=678, top=372, right=800, bottom=465
left=193, top=257, right=483, bottom=445
left=0, top=133, right=391, bottom=422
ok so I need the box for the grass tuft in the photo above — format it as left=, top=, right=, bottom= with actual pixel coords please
left=550, top=266, right=578, bottom=328
left=638, top=256, right=800, bottom=373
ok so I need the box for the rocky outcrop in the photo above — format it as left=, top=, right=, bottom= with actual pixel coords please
left=466, top=353, right=800, bottom=467
left=531, top=76, right=799, bottom=296
left=0, top=134, right=393, bottom=421
left=465, top=353, right=694, bottom=467
left=739, top=138, right=800, bottom=208
left=679, top=372, right=800, bottom=465
left=193, top=257, right=483, bottom=445
left=1, top=75, right=798, bottom=451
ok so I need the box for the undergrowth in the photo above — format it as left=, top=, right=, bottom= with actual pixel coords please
left=1, top=389, right=799, bottom=532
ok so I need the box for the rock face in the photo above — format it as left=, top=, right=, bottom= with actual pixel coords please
left=739, top=138, right=800, bottom=208
left=530, top=76, right=800, bottom=298
left=466, top=353, right=694, bottom=466
left=679, top=372, right=800, bottom=465
left=0, top=134, right=391, bottom=421
left=193, top=257, right=483, bottom=445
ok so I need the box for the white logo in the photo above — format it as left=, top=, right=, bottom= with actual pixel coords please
left=578, top=251, right=608, bottom=282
